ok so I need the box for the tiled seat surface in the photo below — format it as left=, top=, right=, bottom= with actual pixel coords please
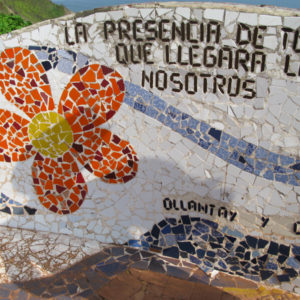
left=0, top=226, right=299, bottom=299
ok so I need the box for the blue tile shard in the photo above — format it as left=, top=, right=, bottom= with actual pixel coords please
left=129, top=216, right=299, bottom=284
left=0, top=193, right=37, bottom=216
left=123, top=82, right=300, bottom=187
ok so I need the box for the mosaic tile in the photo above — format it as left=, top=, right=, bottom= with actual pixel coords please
left=0, top=47, right=55, bottom=119
left=123, top=82, right=300, bottom=187
left=0, top=193, right=36, bottom=215
left=0, top=110, right=35, bottom=162
left=2, top=233, right=273, bottom=300
left=29, top=46, right=89, bottom=76
left=0, top=3, right=299, bottom=296
left=29, top=111, right=73, bottom=158
left=32, top=154, right=87, bottom=214
left=128, top=216, right=300, bottom=285
left=0, top=47, right=139, bottom=214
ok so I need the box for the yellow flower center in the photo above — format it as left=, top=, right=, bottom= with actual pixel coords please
left=29, top=112, right=73, bottom=158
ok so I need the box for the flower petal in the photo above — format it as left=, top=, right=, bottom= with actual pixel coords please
left=0, top=109, right=35, bottom=161
left=58, top=64, right=125, bottom=141
left=71, top=129, right=138, bottom=183
left=0, top=47, right=55, bottom=119
left=32, top=152, right=87, bottom=214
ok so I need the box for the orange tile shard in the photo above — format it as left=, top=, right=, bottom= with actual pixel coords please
left=0, top=47, right=139, bottom=214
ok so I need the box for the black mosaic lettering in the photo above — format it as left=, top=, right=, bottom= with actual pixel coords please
left=64, top=26, right=75, bottom=45
left=185, top=73, right=197, bottom=94
left=235, top=49, right=250, bottom=71
left=242, top=79, right=256, bottom=99
left=207, top=21, right=220, bottom=43
left=294, top=222, right=300, bottom=234
left=253, top=26, right=266, bottom=49
left=165, top=45, right=176, bottom=64
left=177, top=45, right=189, bottom=65
left=170, top=73, right=183, bottom=92
left=130, top=45, right=142, bottom=64
left=143, top=43, right=154, bottom=64
left=141, top=70, right=154, bottom=88
left=227, top=76, right=241, bottom=97
left=236, top=23, right=251, bottom=45
left=281, top=27, right=293, bottom=49
left=172, top=22, right=185, bottom=41
left=75, top=23, right=87, bottom=44
left=200, top=23, right=205, bottom=42
left=115, top=43, right=128, bottom=64
left=188, top=200, right=197, bottom=211
left=104, top=20, right=116, bottom=39
left=213, top=75, right=226, bottom=94
left=209, top=204, right=215, bottom=216
left=156, top=70, right=168, bottom=91
left=261, top=216, right=269, bottom=228
left=163, top=197, right=172, bottom=210
left=145, top=20, right=157, bottom=41
left=187, top=21, right=198, bottom=43
left=284, top=55, right=296, bottom=77
left=199, top=203, right=208, bottom=214
left=173, top=199, right=180, bottom=211
left=200, top=73, right=211, bottom=93
left=204, top=46, right=217, bottom=68
left=159, top=19, right=171, bottom=42
left=162, top=199, right=239, bottom=223
left=180, top=200, right=188, bottom=211
left=189, top=45, right=201, bottom=67
left=251, top=51, right=266, bottom=72
left=118, top=20, right=131, bottom=40
left=293, top=29, right=300, bottom=53
left=133, top=19, right=144, bottom=41
left=218, top=47, right=233, bottom=68
left=218, top=206, right=228, bottom=218
left=229, top=211, right=237, bottom=221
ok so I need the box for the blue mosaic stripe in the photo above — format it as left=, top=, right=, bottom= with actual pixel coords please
left=29, top=46, right=300, bottom=186
left=127, top=216, right=300, bottom=284
left=0, top=193, right=37, bottom=215
left=124, top=82, right=300, bottom=186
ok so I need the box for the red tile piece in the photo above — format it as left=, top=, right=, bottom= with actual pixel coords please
left=58, top=64, right=125, bottom=143
left=0, top=109, right=35, bottom=161
left=71, top=129, right=138, bottom=183
left=0, top=47, right=55, bottom=119
left=0, top=50, right=139, bottom=214
left=32, top=151, right=88, bottom=214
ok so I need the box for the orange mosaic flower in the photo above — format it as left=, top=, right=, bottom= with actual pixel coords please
left=0, top=47, right=138, bottom=214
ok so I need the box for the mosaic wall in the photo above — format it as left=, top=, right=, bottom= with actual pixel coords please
left=127, top=216, right=300, bottom=286
left=0, top=2, right=299, bottom=293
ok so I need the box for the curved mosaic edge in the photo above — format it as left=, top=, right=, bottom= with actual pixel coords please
left=126, top=215, right=300, bottom=285
left=28, top=46, right=300, bottom=187
left=0, top=193, right=36, bottom=215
